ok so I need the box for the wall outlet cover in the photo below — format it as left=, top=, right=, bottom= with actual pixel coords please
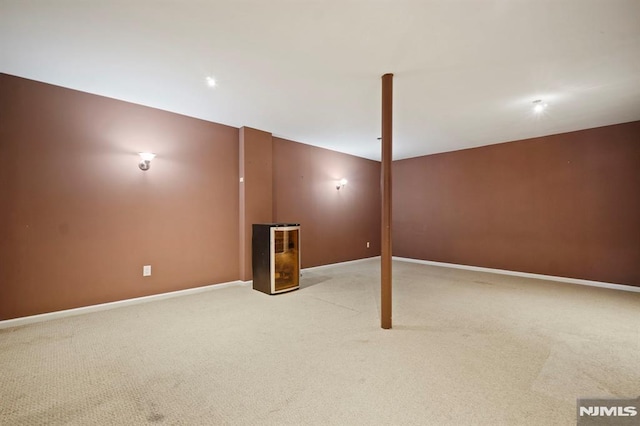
left=143, top=265, right=152, bottom=276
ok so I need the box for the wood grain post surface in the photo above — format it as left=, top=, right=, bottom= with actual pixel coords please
left=381, top=73, right=393, bottom=329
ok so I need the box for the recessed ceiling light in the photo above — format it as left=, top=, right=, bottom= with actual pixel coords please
left=206, top=76, right=216, bottom=87
left=532, top=99, right=547, bottom=113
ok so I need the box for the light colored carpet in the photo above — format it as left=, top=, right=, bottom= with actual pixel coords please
left=1, top=259, right=638, bottom=425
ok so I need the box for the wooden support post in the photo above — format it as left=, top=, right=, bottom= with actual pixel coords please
left=381, top=73, right=393, bottom=329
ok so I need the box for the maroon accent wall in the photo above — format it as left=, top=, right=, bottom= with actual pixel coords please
left=393, top=122, right=640, bottom=286
left=273, top=137, right=381, bottom=268
left=0, top=74, right=240, bottom=320
left=238, top=127, right=273, bottom=281
left=9, top=72, right=635, bottom=320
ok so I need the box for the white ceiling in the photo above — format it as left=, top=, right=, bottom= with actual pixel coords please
left=2, top=1, right=639, bottom=161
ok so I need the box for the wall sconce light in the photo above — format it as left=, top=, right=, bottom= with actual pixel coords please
left=138, top=152, right=156, bottom=171
left=336, top=178, right=348, bottom=190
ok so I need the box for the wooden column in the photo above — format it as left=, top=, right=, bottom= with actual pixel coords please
left=239, top=127, right=273, bottom=282
left=381, top=73, right=393, bottom=329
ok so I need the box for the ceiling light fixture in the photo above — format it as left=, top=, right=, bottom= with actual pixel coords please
left=138, top=152, right=156, bottom=171
left=532, top=99, right=547, bottom=113
left=206, top=76, right=216, bottom=87
left=336, top=178, right=348, bottom=190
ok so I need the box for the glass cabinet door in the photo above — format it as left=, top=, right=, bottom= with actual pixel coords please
left=273, top=228, right=299, bottom=292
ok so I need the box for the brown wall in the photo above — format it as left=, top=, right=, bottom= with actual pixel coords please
left=0, top=74, right=383, bottom=320
left=12, top=70, right=634, bottom=319
left=273, top=137, right=381, bottom=268
left=0, top=74, right=240, bottom=320
left=239, top=127, right=273, bottom=281
left=393, top=121, right=640, bottom=286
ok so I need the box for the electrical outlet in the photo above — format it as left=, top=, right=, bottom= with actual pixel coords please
left=143, top=265, right=152, bottom=276
left=366, top=242, right=370, bottom=248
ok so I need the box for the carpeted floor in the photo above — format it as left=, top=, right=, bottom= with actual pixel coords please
left=1, top=259, right=638, bottom=425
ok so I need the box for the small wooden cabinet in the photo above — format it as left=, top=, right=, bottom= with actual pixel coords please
left=252, top=224, right=300, bottom=295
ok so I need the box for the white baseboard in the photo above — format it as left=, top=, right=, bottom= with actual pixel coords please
left=4, top=257, right=382, bottom=329
left=10, top=255, right=630, bottom=329
left=302, top=256, right=381, bottom=273
left=241, top=256, right=380, bottom=285
left=239, top=256, right=382, bottom=284
left=393, top=256, right=640, bottom=293
left=0, top=280, right=248, bottom=330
